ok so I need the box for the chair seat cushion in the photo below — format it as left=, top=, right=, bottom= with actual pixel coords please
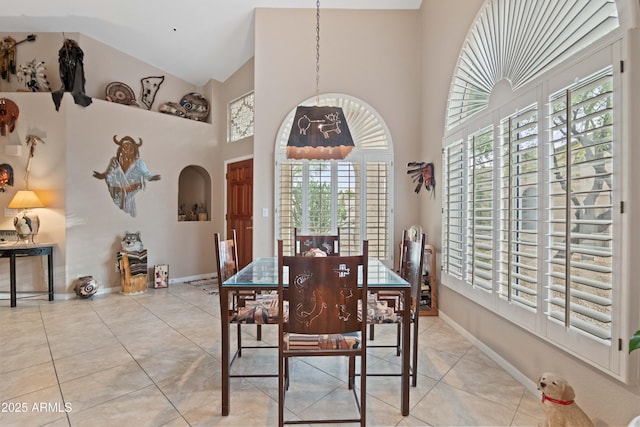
left=232, top=294, right=280, bottom=324
left=284, top=332, right=360, bottom=350
left=365, top=293, right=405, bottom=324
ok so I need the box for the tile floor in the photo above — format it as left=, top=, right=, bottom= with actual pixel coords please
left=0, top=282, right=545, bottom=426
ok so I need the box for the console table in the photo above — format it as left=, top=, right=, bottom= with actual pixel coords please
left=0, top=243, right=54, bottom=307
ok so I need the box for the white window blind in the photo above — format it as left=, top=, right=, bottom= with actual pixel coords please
left=546, top=67, right=614, bottom=342
left=277, top=159, right=389, bottom=259
left=443, top=140, right=465, bottom=279
left=467, top=127, right=494, bottom=292
left=498, top=105, right=539, bottom=310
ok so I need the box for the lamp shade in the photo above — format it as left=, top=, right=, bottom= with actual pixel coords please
left=286, top=106, right=355, bottom=160
left=8, top=190, right=44, bottom=209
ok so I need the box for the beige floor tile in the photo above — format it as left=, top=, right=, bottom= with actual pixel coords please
left=54, top=342, right=134, bottom=383
left=410, top=381, right=517, bottom=426
left=0, top=283, right=547, bottom=426
left=59, top=361, right=153, bottom=413
left=0, top=385, right=68, bottom=427
left=67, top=385, right=180, bottom=427
left=135, top=344, right=217, bottom=383
left=0, top=361, right=58, bottom=400
left=441, top=356, right=525, bottom=409
left=0, top=339, right=53, bottom=373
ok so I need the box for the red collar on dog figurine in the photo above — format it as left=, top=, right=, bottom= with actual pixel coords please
left=541, top=393, right=574, bottom=405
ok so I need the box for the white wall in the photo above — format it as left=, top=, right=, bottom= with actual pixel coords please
left=1, top=33, right=221, bottom=297
left=253, top=8, right=423, bottom=259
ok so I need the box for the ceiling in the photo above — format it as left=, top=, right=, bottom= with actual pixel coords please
left=1, top=0, right=422, bottom=86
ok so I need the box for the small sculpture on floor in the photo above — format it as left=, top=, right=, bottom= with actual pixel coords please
left=537, top=372, right=594, bottom=427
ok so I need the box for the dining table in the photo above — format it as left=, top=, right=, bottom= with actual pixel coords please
left=220, top=256, right=411, bottom=417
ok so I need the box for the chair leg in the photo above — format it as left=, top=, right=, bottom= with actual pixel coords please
left=279, top=355, right=285, bottom=427
left=237, top=323, right=242, bottom=357
left=369, top=324, right=375, bottom=340
left=396, top=323, right=401, bottom=356
left=257, top=324, right=262, bottom=341
left=348, top=355, right=355, bottom=389
left=284, top=357, right=290, bottom=390
left=412, top=317, right=419, bottom=387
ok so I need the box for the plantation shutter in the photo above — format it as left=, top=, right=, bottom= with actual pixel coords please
left=278, top=161, right=304, bottom=255
left=546, top=67, right=614, bottom=341
left=468, top=127, right=494, bottom=292
left=364, top=161, right=389, bottom=259
left=498, top=105, right=539, bottom=310
left=277, top=159, right=389, bottom=259
left=442, top=140, right=465, bottom=279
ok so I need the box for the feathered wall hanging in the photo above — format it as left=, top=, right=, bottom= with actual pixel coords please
left=407, top=162, right=435, bottom=197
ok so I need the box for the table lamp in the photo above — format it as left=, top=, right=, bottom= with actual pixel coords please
left=8, top=190, right=44, bottom=243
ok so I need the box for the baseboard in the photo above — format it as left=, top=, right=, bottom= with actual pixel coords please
left=439, top=311, right=539, bottom=396
left=168, top=273, right=216, bottom=285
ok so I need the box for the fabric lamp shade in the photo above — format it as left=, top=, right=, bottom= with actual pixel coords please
left=8, top=190, right=44, bottom=244
left=8, top=190, right=44, bottom=209
left=286, top=106, right=355, bottom=160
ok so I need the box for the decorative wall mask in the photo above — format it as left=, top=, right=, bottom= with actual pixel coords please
left=407, top=162, right=436, bottom=197
left=105, top=82, right=139, bottom=107
left=93, top=135, right=161, bottom=217
left=52, top=38, right=92, bottom=111
left=17, top=59, right=51, bottom=92
left=140, top=76, right=164, bottom=110
left=0, top=98, right=19, bottom=136
left=0, top=34, right=36, bottom=82
left=0, top=163, right=14, bottom=192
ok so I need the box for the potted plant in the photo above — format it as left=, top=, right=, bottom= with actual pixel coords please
left=629, top=331, right=640, bottom=427
left=631, top=330, right=640, bottom=354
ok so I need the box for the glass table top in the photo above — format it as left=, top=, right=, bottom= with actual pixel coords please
left=223, top=257, right=409, bottom=288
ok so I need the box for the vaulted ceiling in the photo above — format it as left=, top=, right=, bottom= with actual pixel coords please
left=1, top=0, right=422, bottom=86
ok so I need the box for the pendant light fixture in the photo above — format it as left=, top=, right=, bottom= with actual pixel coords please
left=286, top=0, right=355, bottom=160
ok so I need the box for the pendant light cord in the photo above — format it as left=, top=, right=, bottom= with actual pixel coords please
left=315, top=0, right=320, bottom=105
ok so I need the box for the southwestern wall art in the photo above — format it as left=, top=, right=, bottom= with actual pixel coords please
left=93, top=135, right=160, bottom=217
left=52, top=38, right=92, bottom=111
left=407, top=161, right=436, bottom=197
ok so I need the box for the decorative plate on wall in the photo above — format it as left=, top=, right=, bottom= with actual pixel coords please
left=105, top=82, right=139, bottom=107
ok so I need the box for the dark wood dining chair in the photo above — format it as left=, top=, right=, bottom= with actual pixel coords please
left=214, top=230, right=278, bottom=365
left=367, top=229, right=425, bottom=387
left=277, top=239, right=368, bottom=427
left=293, top=228, right=340, bottom=256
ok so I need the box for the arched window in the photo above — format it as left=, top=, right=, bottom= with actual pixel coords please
left=441, top=0, right=636, bottom=380
left=275, top=94, right=393, bottom=262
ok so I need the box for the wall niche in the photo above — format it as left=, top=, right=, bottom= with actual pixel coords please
left=178, top=165, right=211, bottom=222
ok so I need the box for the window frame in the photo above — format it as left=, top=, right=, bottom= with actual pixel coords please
left=442, top=39, right=632, bottom=381
left=227, top=91, right=255, bottom=143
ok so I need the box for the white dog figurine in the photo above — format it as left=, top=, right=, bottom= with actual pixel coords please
left=537, top=372, right=594, bottom=427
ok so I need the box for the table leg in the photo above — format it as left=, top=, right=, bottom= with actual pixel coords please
left=10, top=254, right=16, bottom=307
left=221, top=287, right=230, bottom=416
left=401, top=289, right=410, bottom=416
left=47, top=251, right=54, bottom=301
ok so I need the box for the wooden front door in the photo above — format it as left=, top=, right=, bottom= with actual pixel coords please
left=226, top=159, right=253, bottom=269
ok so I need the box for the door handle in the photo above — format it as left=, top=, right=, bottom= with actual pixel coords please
left=246, top=226, right=253, bottom=230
